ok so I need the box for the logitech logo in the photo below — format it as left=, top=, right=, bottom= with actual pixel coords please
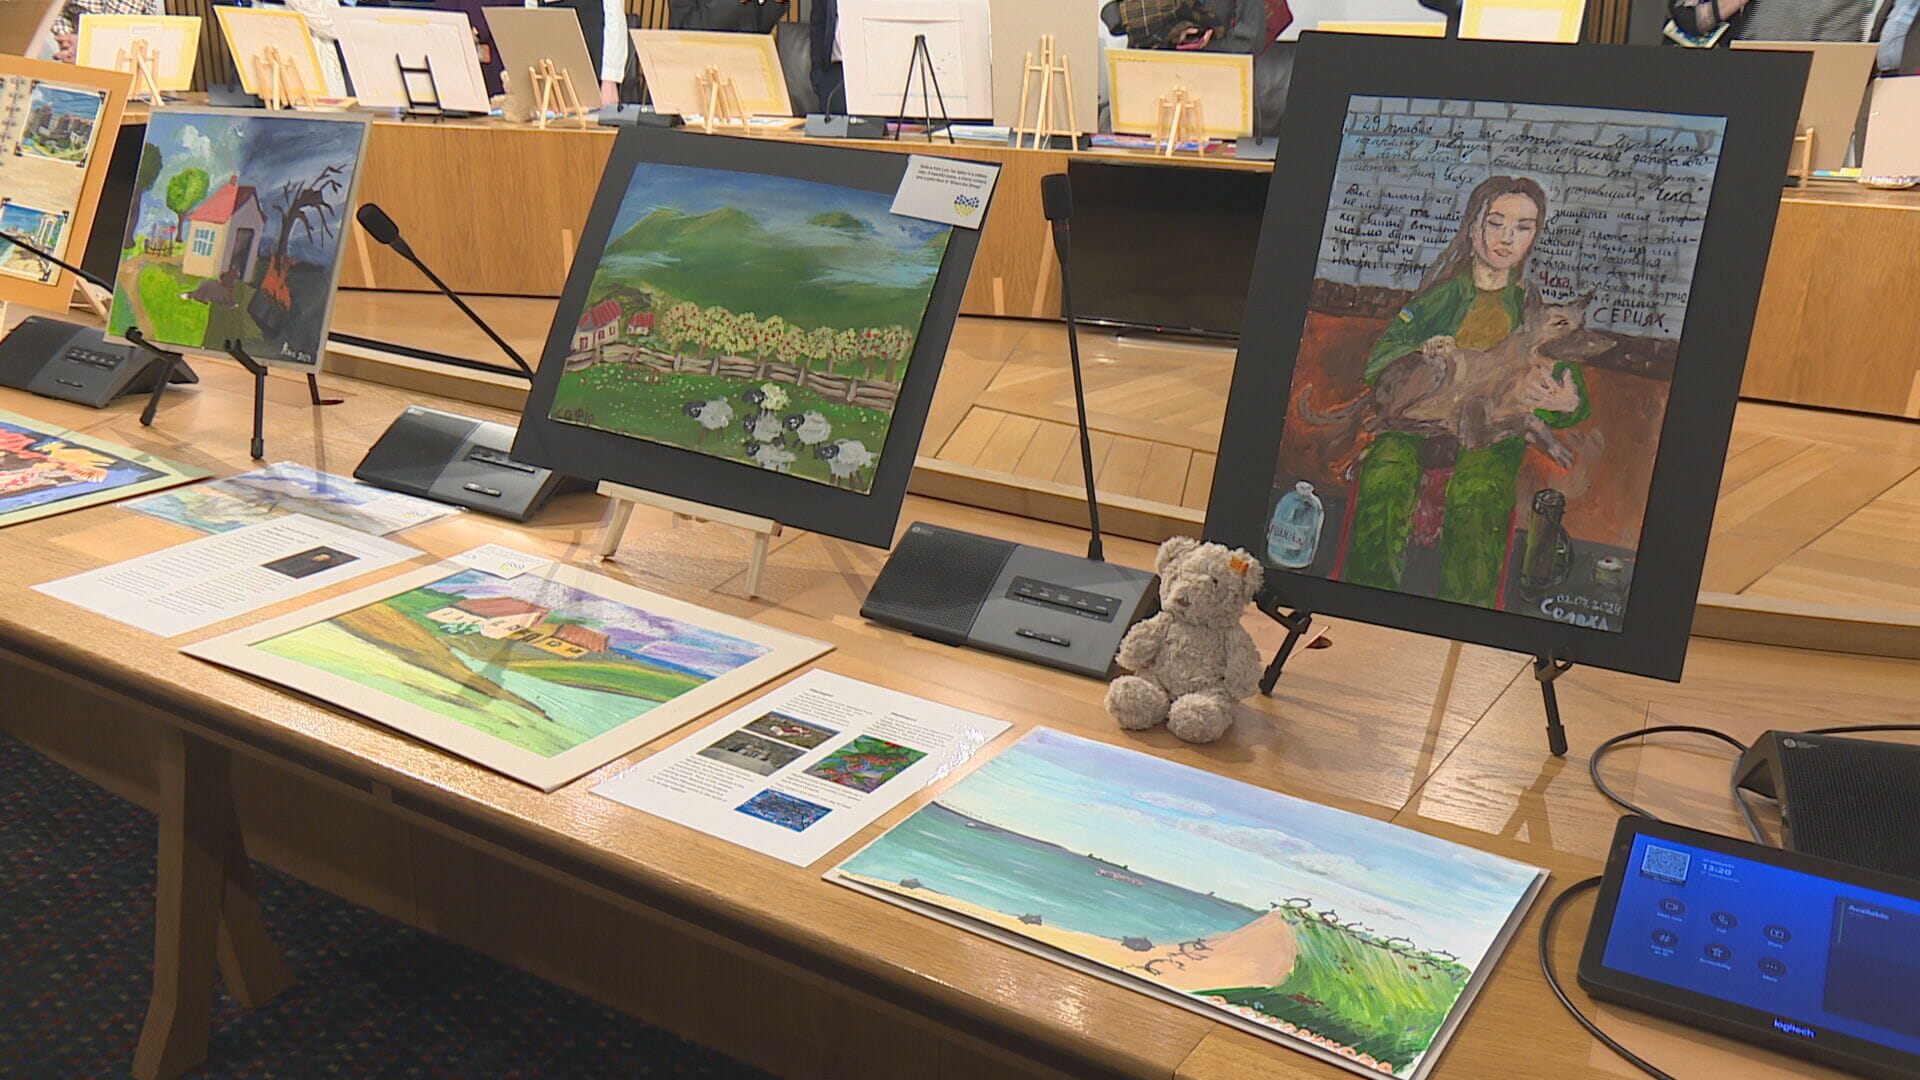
left=1773, top=1019, right=1816, bottom=1039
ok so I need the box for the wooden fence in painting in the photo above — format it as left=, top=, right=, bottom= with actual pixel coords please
left=615, top=350, right=899, bottom=410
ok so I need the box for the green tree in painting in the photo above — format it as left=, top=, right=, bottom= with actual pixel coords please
left=125, top=143, right=164, bottom=249
left=881, top=326, right=914, bottom=382
left=164, top=167, right=210, bottom=245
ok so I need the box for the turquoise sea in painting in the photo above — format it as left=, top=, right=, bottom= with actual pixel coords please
left=842, top=802, right=1259, bottom=943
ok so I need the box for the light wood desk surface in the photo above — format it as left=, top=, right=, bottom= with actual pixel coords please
left=0, top=345, right=1915, bottom=1080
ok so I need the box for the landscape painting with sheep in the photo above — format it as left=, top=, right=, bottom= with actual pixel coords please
left=546, top=161, right=954, bottom=496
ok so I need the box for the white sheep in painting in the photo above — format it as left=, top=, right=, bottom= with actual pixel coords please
left=783, top=410, right=833, bottom=448
left=681, top=399, right=734, bottom=443
left=814, top=438, right=875, bottom=489
left=740, top=409, right=783, bottom=444
left=745, top=440, right=796, bottom=473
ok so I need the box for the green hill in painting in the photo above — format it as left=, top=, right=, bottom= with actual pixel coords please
left=597, top=206, right=947, bottom=331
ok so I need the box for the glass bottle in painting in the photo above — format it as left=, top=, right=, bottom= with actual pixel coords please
left=1267, top=481, right=1324, bottom=569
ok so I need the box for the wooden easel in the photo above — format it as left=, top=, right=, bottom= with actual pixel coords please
left=1013, top=36, right=1079, bottom=150
left=1152, top=87, right=1205, bottom=157
left=254, top=46, right=312, bottom=110
left=695, top=65, right=750, bottom=135
left=115, top=37, right=165, bottom=106
left=528, top=59, right=590, bottom=129
left=1790, top=125, right=1814, bottom=190
left=71, top=278, right=110, bottom=319
left=596, top=480, right=782, bottom=600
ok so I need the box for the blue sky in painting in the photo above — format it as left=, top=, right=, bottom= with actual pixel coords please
left=132, top=111, right=362, bottom=264
left=26, top=83, right=104, bottom=125
left=929, top=730, right=1540, bottom=959
left=607, top=161, right=948, bottom=253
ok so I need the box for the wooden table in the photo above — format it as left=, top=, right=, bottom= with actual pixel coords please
left=1, top=351, right=1914, bottom=1080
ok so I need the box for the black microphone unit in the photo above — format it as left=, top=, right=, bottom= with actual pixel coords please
left=349, top=203, right=584, bottom=521
left=0, top=231, right=199, bottom=407
left=861, top=173, right=1158, bottom=679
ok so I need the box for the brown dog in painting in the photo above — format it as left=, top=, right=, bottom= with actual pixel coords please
left=1296, top=289, right=1614, bottom=468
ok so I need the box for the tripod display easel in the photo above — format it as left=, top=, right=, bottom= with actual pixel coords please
left=1013, top=35, right=1079, bottom=150
left=528, top=59, right=591, bottom=129
left=893, top=33, right=954, bottom=144
left=1152, top=87, right=1205, bottom=157
left=695, top=65, right=750, bottom=135
left=253, top=46, right=313, bottom=110
left=114, top=38, right=165, bottom=106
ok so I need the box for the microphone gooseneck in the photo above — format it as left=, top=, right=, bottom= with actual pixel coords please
left=355, top=202, right=532, bottom=379
left=1040, top=173, right=1103, bottom=563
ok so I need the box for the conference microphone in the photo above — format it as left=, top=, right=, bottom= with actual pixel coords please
left=1040, top=173, right=1103, bottom=563
left=353, top=202, right=534, bottom=379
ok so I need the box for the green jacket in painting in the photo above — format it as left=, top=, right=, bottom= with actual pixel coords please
left=1362, top=272, right=1592, bottom=430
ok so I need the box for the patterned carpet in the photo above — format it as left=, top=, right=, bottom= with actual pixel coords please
left=0, top=729, right=776, bottom=1080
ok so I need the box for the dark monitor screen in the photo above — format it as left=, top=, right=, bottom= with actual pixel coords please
left=1064, top=159, right=1269, bottom=339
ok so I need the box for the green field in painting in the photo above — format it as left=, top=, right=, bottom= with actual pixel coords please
left=254, top=586, right=707, bottom=758
left=1206, top=914, right=1468, bottom=1071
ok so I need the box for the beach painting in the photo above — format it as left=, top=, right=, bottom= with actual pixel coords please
left=107, top=108, right=369, bottom=371
left=0, top=59, right=127, bottom=307
left=832, top=729, right=1543, bottom=1079
left=185, top=553, right=832, bottom=791
left=0, top=200, right=68, bottom=283
left=546, top=162, right=953, bottom=494
left=0, top=409, right=206, bottom=528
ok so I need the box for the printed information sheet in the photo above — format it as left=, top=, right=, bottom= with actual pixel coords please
left=593, top=670, right=1012, bottom=866
left=35, top=514, right=417, bottom=636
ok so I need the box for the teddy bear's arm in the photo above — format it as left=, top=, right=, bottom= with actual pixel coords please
left=1224, top=628, right=1263, bottom=701
left=1114, top=616, right=1165, bottom=671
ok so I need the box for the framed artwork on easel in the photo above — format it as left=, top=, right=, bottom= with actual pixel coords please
left=214, top=5, right=328, bottom=104
left=75, top=13, right=204, bottom=93
left=629, top=28, right=793, bottom=119
left=838, top=0, right=994, bottom=121
left=1205, top=35, right=1809, bottom=682
left=334, top=7, right=490, bottom=114
left=0, top=55, right=131, bottom=311
left=481, top=6, right=600, bottom=123
left=1105, top=48, right=1254, bottom=140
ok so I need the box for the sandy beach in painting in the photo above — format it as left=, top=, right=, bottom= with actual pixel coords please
left=842, top=871, right=1298, bottom=993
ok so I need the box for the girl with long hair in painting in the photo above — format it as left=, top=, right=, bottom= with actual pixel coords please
left=1341, top=175, right=1590, bottom=609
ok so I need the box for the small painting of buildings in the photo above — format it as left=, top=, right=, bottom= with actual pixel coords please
left=517, top=621, right=611, bottom=658
left=180, top=177, right=266, bottom=281
left=573, top=299, right=621, bottom=352
left=426, top=596, right=548, bottom=638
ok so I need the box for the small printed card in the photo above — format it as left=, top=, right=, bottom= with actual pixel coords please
left=890, top=155, right=1000, bottom=229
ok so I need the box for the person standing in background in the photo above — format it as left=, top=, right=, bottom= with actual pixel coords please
left=1668, top=0, right=1876, bottom=43
left=435, top=0, right=521, bottom=97
left=49, top=0, right=166, bottom=62
left=1873, top=0, right=1920, bottom=73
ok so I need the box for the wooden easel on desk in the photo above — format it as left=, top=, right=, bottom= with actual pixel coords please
left=695, top=65, right=751, bottom=135
left=528, top=59, right=591, bottom=129
left=1013, top=36, right=1079, bottom=150
left=596, top=481, right=783, bottom=599
left=253, top=46, right=312, bottom=110
left=1153, top=87, right=1205, bottom=157
left=1789, top=125, right=1814, bottom=189
left=114, top=38, right=166, bottom=106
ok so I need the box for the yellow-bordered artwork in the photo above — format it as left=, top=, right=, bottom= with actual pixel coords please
left=1460, top=0, right=1587, bottom=42
left=75, top=13, right=204, bottom=91
left=214, top=6, right=326, bottom=98
left=629, top=29, right=793, bottom=118
left=1314, top=20, right=1448, bottom=36
left=1105, top=48, right=1253, bottom=139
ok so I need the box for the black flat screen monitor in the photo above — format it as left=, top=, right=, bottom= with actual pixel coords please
left=1063, top=159, right=1268, bottom=340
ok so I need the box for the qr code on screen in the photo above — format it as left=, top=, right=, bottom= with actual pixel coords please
left=1639, top=844, right=1690, bottom=886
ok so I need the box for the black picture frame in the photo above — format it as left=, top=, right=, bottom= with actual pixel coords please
left=1204, top=36, right=1808, bottom=681
left=511, top=126, right=989, bottom=549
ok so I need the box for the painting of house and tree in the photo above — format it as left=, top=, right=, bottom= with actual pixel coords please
left=547, top=162, right=954, bottom=495
left=106, top=109, right=368, bottom=370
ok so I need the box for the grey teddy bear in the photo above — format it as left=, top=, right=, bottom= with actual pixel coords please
left=1105, top=537, right=1265, bottom=744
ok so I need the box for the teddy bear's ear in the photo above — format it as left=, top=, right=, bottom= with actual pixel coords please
left=1229, top=550, right=1265, bottom=594
left=1156, top=536, right=1202, bottom=576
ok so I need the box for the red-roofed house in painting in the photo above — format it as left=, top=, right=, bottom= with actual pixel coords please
left=180, top=177, right=266, bottom=281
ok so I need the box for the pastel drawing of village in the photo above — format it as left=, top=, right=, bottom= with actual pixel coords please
left=548, top=161, right=953, bottom=494
left=251, top=568, right=770, bottom=758
left=107, top=111, right=361, bottom=367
